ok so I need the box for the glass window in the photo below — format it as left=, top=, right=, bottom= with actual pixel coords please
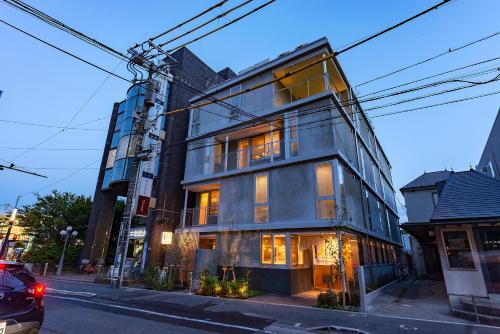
left=191, top=108, right=201, bottom=135
left=290, top=235, right=298, bottom=266
left=209, top=190, right=219, bottom=215
left=274, top=235, right=286, bottom=265
left=261, top=234, right=287, bottom=265
left=286, top=111, right=299, bottom=157
left=238, top=139, right=249, bottom=168
left=250, top=132, right=280, bottom=161
left=261, top=235, right=272, bottom=264
left=315, top=163, right=335, bottom=219
left=106, top=149, right=116, bottom=169
left=255, top=174, right=269, bottom=223
left=443, top=231, right=475, bottom=269
left=198, top=192, right=209, bottom=225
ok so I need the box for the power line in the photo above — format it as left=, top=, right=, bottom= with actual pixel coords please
left=0, top=163, right=47, bottom=178
left=157, top=0, right=255, bottom=48
left=137, top=0, right=229, bottom=47
left=355, top=30, right=500, bottom=87
left=166, top=0, right=277, bottom=52
left=0, top=19, right=131, bottom=83
left=0, top=119, right=106, bottom=131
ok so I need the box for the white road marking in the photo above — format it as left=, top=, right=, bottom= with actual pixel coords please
left=46, top=295, right=259, bottom=332
left=46, top=288, right=96, bottom=297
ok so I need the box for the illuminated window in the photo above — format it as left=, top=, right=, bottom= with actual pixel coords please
left=290, top=235, right=300, bottom=266
left=238, top=139, right=249, bottom=168
left=198, top=190, right=219, bottom=225
left=255, top=174, right=269, bottom=223
left=315, top=163, right=335, bottom=219
left=261, top=234, right=287, bottom=265
left=250, top=132, right=280, bottom=161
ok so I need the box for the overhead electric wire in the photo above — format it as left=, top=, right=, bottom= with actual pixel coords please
left=158, top=0, right=254, bottom=48
left=355, top=30, right=500, bottom=87
left=358, top=56, right=500, bottom=98
left=138, top=0, right=229, bottom=47
left=0, top=119, right=106, bottom=131
left=1, top=0, right=130, bottom=62
left=0, top=163, right=47, bottom=178
left=0, top=147, right=102, bottom=151
left=166, top=0, right=277, bottom=52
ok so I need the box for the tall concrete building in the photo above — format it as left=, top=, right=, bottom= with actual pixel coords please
left=178, top=38, right=401, bottom=295
left=81, top=47, right=234, bottom=267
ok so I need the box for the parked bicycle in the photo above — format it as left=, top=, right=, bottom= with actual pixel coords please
left=395, top=263, right=410, bottom=282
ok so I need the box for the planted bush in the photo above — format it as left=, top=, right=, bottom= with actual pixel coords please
left=144, top=266, right=175, bottom=291
left=198, top=270, right=257, bottom=299
left=316, top=290, right=360, bottom=310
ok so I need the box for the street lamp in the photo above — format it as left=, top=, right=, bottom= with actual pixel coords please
left=56, top=226, right=78, bottom=276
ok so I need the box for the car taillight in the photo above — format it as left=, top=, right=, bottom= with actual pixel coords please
left=29, top=283, right=45, bottom=297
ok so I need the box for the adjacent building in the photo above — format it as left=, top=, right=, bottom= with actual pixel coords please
left=177, top=37, right=401, bottom=295
left=82, top=47, right=235, bottom=267
left=401, top=170, right=500, bottom=305
left=477, top=108, right=500, bottom=179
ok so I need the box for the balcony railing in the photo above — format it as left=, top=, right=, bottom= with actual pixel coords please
left=181, top=206, right=219, bottom=228
left=274, top=73, right=327, bottom=107
left=205, top=140, right=284, bottom=175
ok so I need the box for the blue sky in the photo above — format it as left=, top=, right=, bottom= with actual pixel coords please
left=0, top=0, right=499, bottom=221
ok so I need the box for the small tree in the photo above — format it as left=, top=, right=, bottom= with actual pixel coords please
left=220, top=229, right=241, bottom=281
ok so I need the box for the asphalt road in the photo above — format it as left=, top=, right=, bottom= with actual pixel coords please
left=38, top=278, right=500, bottom=334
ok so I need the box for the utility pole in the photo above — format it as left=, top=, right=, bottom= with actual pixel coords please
left=0, top=195, right=21, bottom=260
left=111, top=64, right=156, bottom=289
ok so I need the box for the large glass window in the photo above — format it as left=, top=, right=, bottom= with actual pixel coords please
left=261, top=234, right=287, bottom=265
left=238, top=139, right=249, bottom=168
left=315, top=163, right=335, bottom=219
left=251, top=132, right=280, bottom=161
left=443, top=230, right=475, bottom=269
left=255, top=173, right=269, bottom=222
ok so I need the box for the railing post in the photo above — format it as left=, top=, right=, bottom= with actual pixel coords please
left=472, top=294, right=480, bottom=324
left=224, top=135, right=228, bottom=172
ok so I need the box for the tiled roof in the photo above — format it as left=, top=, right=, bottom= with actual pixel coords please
left=400, top=171, right=451, bottom=191
left=431, top=170, right=500, bottom=221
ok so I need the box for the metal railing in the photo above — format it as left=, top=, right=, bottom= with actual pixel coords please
left=448, top=293, right=490, bottom=324
left=181, top=206, right=219, bottom=228
left=205, top=140, right=284, bottom=175
left=274, top=73, right=327, bottom=107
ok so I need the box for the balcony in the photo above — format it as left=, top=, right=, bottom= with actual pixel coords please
left=181, top=206, right=219, bottom=228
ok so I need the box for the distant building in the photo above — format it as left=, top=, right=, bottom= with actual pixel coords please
left=178, top=37, right=401, bottom=295
left=401, top=170, right=500, bottom=303
left=477, top=108, right=500, bottom=179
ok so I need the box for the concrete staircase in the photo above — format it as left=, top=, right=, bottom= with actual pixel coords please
left=452, top=297, right=500, bottom=326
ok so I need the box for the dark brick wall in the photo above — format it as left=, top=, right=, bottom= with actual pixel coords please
left=147, top=47, right=226, bottom=266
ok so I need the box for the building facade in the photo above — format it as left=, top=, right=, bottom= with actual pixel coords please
left=81, top=47, right=234, bottom=267
left=178, top=38, right=401, bottom=295
left=477, top=108, right=500, bottom=180
left=402, top=170, right=500, bottom=303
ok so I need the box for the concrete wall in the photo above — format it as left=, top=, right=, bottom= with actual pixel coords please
left=403, top=188, right=437, bottom=223
left=435, top=226, right=488, bottom=298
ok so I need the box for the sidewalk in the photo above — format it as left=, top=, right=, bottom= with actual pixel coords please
left=37, top=271, right=98, bottom=283
left=369, top=279, right=459, bottom=322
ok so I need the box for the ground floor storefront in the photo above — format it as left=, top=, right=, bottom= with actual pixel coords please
left=187, top=228, right=400, bottom=295
left=403, top=222, right=500, bottom=301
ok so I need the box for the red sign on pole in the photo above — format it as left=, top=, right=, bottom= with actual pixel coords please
left=136, top=195, right=150, bottom=217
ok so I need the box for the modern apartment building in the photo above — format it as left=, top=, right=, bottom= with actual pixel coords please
left=81, top=47, right=235, bottom=267
left=178, top=37, right=401, bottom=295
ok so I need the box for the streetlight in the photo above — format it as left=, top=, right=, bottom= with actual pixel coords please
left=56, top=226, right=78, bottom=276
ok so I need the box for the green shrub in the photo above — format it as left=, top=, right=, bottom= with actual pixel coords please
left=317, top=290, right=361, bottom=309
left=20, top=244, right=82, bottom=267
left=199, top=270, right=220, bottom=296
left=144, top=266, right=174, bottom=291
left=198, top=270, right=256, bottom=299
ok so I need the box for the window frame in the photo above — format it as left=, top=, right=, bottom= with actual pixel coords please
left=254, top=173, right=269, bottom=223
left=441, top=229, right=476, bottom=271
left=260, top=233, right=287, bottom=266
left=285, top=110, right=299, bottom=158
left=314, top=161, right=336, bottom=220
